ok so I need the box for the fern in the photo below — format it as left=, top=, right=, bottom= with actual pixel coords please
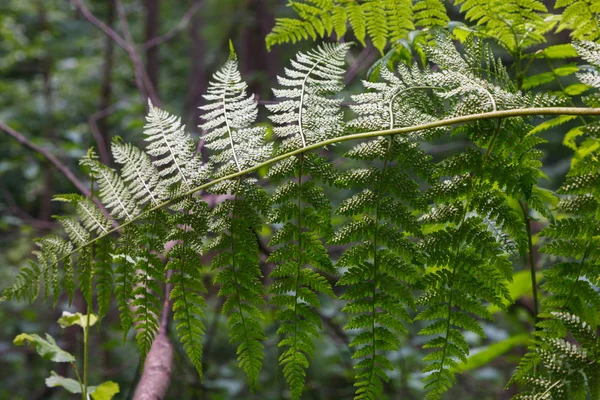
left=166, top=198, right=209, bottom=378
left=413, top=0, right=449, bottom=29
left=556, top=0, right=600, bottom=42
left=267, top=0, right=422, bottom=53
left=266, top=42, right=348, bottom=398
left=4, top=30, right=600, bottom=399
left=80, top=149, right=139, bottom=221
left=200, top=46, right=270, bottom=387
left=414, top=35, right=560, bottom=399
left=111, top=138, right=168, bottom=207
left=131, top=213, right=167, bottom=365
left=333, top=62, right=437, bottom=398
left=144, top=100, right=204, bottom=192
left=511, top=312, right=600, bottom=399
left=451, top=0, right=552, bottom=53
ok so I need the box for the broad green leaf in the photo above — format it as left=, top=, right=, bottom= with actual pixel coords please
left=90, top=381, right=120, bottom=400
left=538, top=44, right=578, bottom=59
left=454, top=334, right=530, bottom=372
left=564, top=83, right=590, bottom=96
left=45, top=371, right=83, bottom=393
left=14, top=333, right=75, bottom=363
left=58, top=311, right=98, bottom=329
left=488, top=270, right=541, bottom=314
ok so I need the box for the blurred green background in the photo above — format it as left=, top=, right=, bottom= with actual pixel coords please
left=0, top=0, right=581, bottom=398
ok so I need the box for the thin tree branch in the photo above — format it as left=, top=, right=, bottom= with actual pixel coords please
left=0, top=121, right=91, bottom=198
left=143, top=1, right=202, bottom=49
left=0, top=185, right=57, bottom=230
left=69, top=0, right=160, bottom=107
left=69, top=0, right=130, bottom=51
left=115, top=0, right=161, bottom=106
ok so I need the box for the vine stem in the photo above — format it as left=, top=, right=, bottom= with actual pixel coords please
left=31, top=107, right=600, bottom=276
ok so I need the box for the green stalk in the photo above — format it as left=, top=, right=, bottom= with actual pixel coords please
left=519, top=201, right=539, bottom=324
left=36, top=107, right=600, bottom=274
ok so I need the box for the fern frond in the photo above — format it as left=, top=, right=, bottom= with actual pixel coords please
left=267, top=47, right=346, bottom=393
left=511, top=312, right=600, bottom=399
left=111, top=138, right=167, bottom=207
left=94, top=236, right=114, bottom=320
left=266, top=1, right=420, bottom=53
left=144, top=100, right=205, bottom=192
left=556, top=0, right=600, bottom=42
left=413, top=0, right=449, bottom=29
left=53, top=194, right=112, bottom=235
left=113, top=227, right=138, bottom=339
left=267, top=42, right=349, bottom=150
left=166, top=197, right=209, bottom=377
left=131, top=213, right=168, bottom=364
left=200, top=44, right=272, bottom=177
left=208, top=181, right=267, bottom=387
left=454, top=0, right=552, bottom=52
left=80, top=149, right=139, bottom=221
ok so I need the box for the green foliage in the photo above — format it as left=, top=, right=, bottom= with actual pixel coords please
left=201, top=48, right=271, bottom=387
left=166, top=198, right=210, bottom=378
left=556, top=0, right=600, bottom=42
left=266, top=0, right=446, bottom=53
left=14, top=313, right=119, bottom=399
left=265, top=42, right=348, bottom=398
left=453, top=0, right=552, bottom=53
left=511, top=312, right=600, bottom=399
left=3, top=6, right=600, bottom=397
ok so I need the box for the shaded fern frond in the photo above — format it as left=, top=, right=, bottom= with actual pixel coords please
left=208, top=181, right=267, bottom=387
left=333, top=137, right=425, bottom=398
left=167, top=197, right=210, bottom=377
left=510, top=312, right=600, bottom=400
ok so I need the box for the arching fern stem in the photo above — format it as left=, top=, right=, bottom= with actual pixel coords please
left=37, top=107, right=600, bottom=274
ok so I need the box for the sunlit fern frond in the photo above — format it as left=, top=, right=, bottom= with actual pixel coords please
left=200, top=44, right=272, bottom=177
left=144, top=100, right=205, bottom=192
left=80, top=149, right=139, bottom=221
left=267, top=42, right=350, bottom=151
left=111, top=138, right=168, bottom=207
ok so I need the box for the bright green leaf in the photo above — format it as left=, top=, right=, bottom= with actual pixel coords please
left=45, top=371, right=83, bottom=393
left=90, top=381, right=120, bottom=400
left=58, top=311, right=98, bottom=329
left=14, top=333, right=75, bottom=363
left=454, top=334, right=530, bottom=372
